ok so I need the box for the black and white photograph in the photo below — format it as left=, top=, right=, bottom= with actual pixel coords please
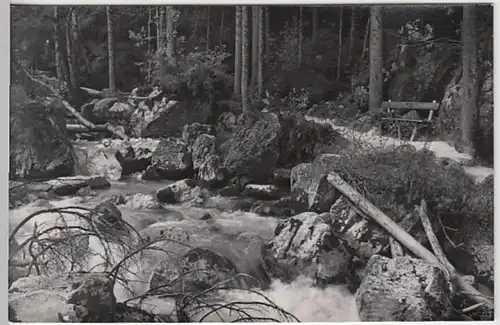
left=8, top=2, right=494, bottom=322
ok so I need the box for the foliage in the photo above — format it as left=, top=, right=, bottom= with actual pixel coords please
left=331, top=145, right=492, bottom=225
left=156, top=48, right=233, bottom=100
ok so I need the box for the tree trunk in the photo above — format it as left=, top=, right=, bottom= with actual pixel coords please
left=219, top=11, right=224, bottom=46
left=147, top=6, right=152, bottom=82
left=312, top=7, right=318, bottom=44
left=251, top=6, right=259, bottom=87
left=360, top=16, right=370, bottom=63
left=348, top=6, right=357, bottom=64
left=241, top=6, right=250, bottom=112
left=53, top=6, right=63, bottom=81
left=206, top=7, right=211, bottom=51
left=70, top=9, right=80, bottom=96
left=461, top=5, right=478, bottom=156
left=336, top=6, right=343, bottom=80
left=106, top=6, right=116, bottom=93
left=298, top=7, right=303, bottom=68
left=265, top=6, right=270, bottom=54
left=369, top=6, right=383, bottom=112
left=165, top=6, right=177, bottom=67
left=158, top=7, right=166, bottom=76
left=65, top=9, right=76, bottom=92
left=257, top=6, right=264, bottom=97
left=234, top=6, right=242, bottom=96
left=156, top=7, right=160, bottom=51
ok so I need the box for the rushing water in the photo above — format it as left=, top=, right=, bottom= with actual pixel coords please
left=9, top=178, right=360, bottom=322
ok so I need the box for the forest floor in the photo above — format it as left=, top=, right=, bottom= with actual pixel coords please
left=305, top=115, right=494, bottom=184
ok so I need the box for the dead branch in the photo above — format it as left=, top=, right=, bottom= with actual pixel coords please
left=326, top=172, right=494, bottom=310
left=21, top=69, right=128, bottom=140
left=66, top=124, right=109, bottom=132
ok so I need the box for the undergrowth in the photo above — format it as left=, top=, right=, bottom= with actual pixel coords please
left=332, top=145, right=493, bottom=225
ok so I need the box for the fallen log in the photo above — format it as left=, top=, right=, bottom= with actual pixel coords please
left=80, top=86, right=104, bottom=98
left=326, top=172, right=494, bottom=310
left=22, top=69, right=128, bottom=141
left=66, top=124, right=109, bottom=132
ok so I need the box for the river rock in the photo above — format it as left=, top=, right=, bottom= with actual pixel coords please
left=328, top=197, right=387, bottom=260
left=265, top=212, right=352, bottom=285
left=220, top=112, right=281, bottom=181
left=73, top=143, right=122, bottom=180
left=91, top=98, right=119, bottom=124
left=278, top=112, right=351, bottom=167
left=113, top=138, right=160, bottom=175
left=142, top=137, right=193, bottom=180
left=123, top=193, right=162, bottom=210
left=148, top=248, right=241, bottom=296
left=10, top=100, right=74, bottom=179
left=182, top=122, right=215, bottom=149
left=272, top=168, right=291, bottom=187
left=131, top=99, right=211, bottom=138
left=156, top=179, right=202, bottom=204
left=47, top=176, right=110, bottom=196
left=9, top=272, right=116, bottom=322
left=290, top=154, right=342, bottom=213
left=250, top=198, right=292, bottom=218
left=198, top=154, right=228, bottom=188
left=192, top=134, right=217, bottom=169
left=242, top=184, right=286, bottom=201
left=217, top=111, right=237, bottom=130
left=355, top=255, right=449, bottom=321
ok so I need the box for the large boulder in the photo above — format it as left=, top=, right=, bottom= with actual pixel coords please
left=10, top=100, right=74, bottom=179
left=148, top=248, right=241, bottom=296
left=387, top=46, right=458, bottom=102
left=278, top=112, right=351, bottom=167
left=220, top=112, right=282, bottom=181
left=265, top=212, right=352, bottom=285
left=9, top=273, right=116, bottom=322
left=182, top=122, right=215, bottom=150
left=113, top=138, right=160, bottom=175
left=130, top=99, right=211, bottom=138
left=355, top=255, right=449, bottom=321
left=156, top=179, right=203, bottom=205
left=197, top=154, right=228, bottom=188
left=73, top=143, right=123, bottom=181
left=90, top=98, right=118, bottom=123
left=192, top=134, right=217, bottom=170
left=290, top=154, right=342, bottom=213
left=142, top=138, right=193, bottom=180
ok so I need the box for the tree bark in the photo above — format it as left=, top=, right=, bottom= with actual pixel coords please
left=369, top=6, right=383, bottom=112
left=156, top=7, right=160, bottom=51
left=206, top=7, right=211, bottom=51
left=312, top=7, right=318, bottom=44
left=53, top=6, right=63, bottom=80
left=165, top=6, right=177, bottom=67
left=348, top=6, right=357, bottom=64
left=241, top=6, right=250, bottom=112
left=234, top=6, right=242, bottom=96
left=251, top=6, right=259, bottom=87
left=147, top=6, right=152, bottom=82
left=106, top=6, right=116, bottom=93
left=70, top=8, right=81, bottom=96
left=158, top=7, right=166, bottom=76
left=298, top=7, right=303, bottom=68
left=360, top=16, right=370, bottom=63
left=219, top=11, right=224, bottom=46
left=65, top=9, right=76, bottom=92
left=461, top=5, right=478, bottom=156
left=257, top=6, right=264, bottom=97
left=265, top=6, right=270, bottom=54
left=336, top=6, right=343, bottom=80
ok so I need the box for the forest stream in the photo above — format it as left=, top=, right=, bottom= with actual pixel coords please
left=9, top=176, right=360, bottom=322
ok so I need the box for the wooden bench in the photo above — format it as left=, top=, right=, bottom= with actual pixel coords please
left=379, top=100, right=440, bottom=141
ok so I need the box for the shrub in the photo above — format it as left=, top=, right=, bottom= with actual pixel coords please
left=155, top=49, right=233, bottom=101
left=331, top=146, right=491, bottom=225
